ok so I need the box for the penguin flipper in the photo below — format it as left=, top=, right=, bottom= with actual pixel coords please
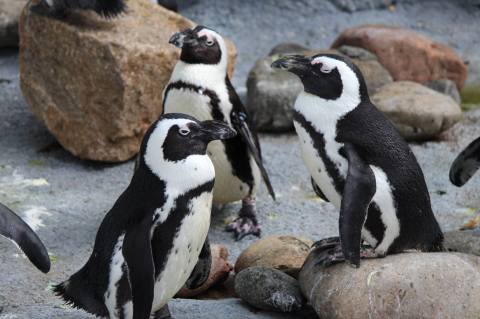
left=123, top=217, right=155, bottom=319
left=0, top=203, right=50, bottom=273
left=339, top=144, right=376, bottom=267
left=226, top=78, right=276, bottom=200
left=449, top=136, right=480, bottom=187
left=185, top=236, right=211, bottom=289
left=311, top=177, right=329, bottom=202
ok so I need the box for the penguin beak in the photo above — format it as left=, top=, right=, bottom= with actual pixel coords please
left=198, top=120, right=237, bottom=142
left=169, top=29, right=198, bottom=48
left=271, top=55, right=311, bottom=73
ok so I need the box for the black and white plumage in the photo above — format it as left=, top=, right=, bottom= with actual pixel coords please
left=30, top=0, right=126, bottom=18
left=54, top=114, right=236, bottom=319
left=450, top=136, right=480, bottom=187
left=272, top=54, right=444, bottom=267
left=0, top=203, right=50, bottom=273
left=164, top=26, right=275, bottom=240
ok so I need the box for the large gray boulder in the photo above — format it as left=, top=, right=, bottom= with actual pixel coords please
left=299, top=250, right=480, bottom=319
left=372, top=81, right=462, bottom=141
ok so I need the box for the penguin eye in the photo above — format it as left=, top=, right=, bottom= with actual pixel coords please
left=319, top=64, right=333, bottom=74
left=179, top=128, right=190, bottom=136
left=205, top=39, right=215, bottom=47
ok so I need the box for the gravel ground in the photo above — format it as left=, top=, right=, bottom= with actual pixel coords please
left=1, top=1, right=480, bottom=318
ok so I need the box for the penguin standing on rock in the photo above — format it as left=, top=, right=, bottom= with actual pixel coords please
left=30, top=0, right=126, bottom=18
left=0, top=203, right=50, bottom=273
left=271, top=54, right=444, bottom=267
left=164, top=26, right=276, bottom=240
left=54, top=114, right=236, bottom=319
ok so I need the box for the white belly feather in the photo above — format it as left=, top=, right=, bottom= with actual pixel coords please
left=151, top=191, right=212, bottom=311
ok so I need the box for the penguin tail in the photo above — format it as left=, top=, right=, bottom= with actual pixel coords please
left=53, top=267, right=109, bottom=317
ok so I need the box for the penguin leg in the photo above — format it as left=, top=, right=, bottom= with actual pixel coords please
left=225, top=197, right=261, bottom=241
left=153, top=305, right=173, bottom=319
left=185, top=236, right=211, bottom=289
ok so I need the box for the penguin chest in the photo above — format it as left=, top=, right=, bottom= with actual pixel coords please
left=293, top=120, right=347, bottom=208
left=164, top=88, right=254, bottom=203
left=151, top=191, right=212, bottom=311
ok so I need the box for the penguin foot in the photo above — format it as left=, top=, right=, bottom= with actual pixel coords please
left=312, top=236, right=341, bottom=249
left=225, top=197, right=261, bottom=241
left=154, top=305, right=173, bottom=319
left=226, top=216, right=261, bottom=241
left=313, top=241, right=380, bottom=268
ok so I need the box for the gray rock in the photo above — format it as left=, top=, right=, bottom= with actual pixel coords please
left=328, top=0, right=394, bottom=13
left=371, top=81, right=462, bottom=141
left=246, top=55, right=302, bottom=132
left=299, top=250, right=480, bottom=319
left=235, top=267, right=304, bottom=313
left=444, top=229, right=480, bottom=256
left=269, top=43, right=310, bottom=56
left=425, top=79, right=461, bottom=105
left=0, top=0, right=27, bottom=48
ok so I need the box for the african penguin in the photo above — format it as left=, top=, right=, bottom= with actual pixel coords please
left=271, top=54, right=444, bottom=267
left=30, top=0, right=126, bottom=18
left=164, top=26, right=276, bottom=240
left=0, top=202, right=50, bottom=273
left=450, top=136, right=480, bottom=187
left=54, top=113, right=236, bottom=319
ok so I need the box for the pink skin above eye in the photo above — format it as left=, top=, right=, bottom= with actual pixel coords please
left=197, top=30, right=215, bottom=43
left=311, top=58, right=333, bottom=73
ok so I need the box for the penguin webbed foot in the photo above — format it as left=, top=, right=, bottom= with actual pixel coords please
left=225, top=198, right=261, bottom=241
left=153, top=304, right=173, bottom=319
left=312, top=238, right=379, bottom=268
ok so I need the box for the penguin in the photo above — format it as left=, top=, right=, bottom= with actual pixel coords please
left=53, top=113, right=236, bottom=319
left=0, top=202, right=51, bottom=273
left=449, top=136, right=480, bottom=187
left=164, top=26, right=276, bottom=240
left=30, top=0, right=126, bottom=18
left=271, top=54, right=444, bottom=267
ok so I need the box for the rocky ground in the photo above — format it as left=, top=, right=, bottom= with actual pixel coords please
left=1, top=1, right=480, bottom=318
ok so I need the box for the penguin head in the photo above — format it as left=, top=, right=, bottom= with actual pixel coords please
left=169, top=26, right=228, bottom=70
left=140, top=113, right=236, bottom=168
left=271, top=54, right=369, bottom=102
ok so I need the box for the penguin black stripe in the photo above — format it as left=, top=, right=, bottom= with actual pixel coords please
left=293, top=110, right=345, bottom=194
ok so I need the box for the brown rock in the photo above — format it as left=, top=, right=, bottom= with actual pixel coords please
left=300, top=251, right=480, bottom=319
left=371, top=81, right=462, bottom=141
left=0, top=0, right=27, bottom=47
left=19, top=0, right=236, bottom=161
left=332, top=24, right=467, bottom=89
left=235, top=235, right=312, bottom=278
left=176, top=245, right=234, bottom=298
